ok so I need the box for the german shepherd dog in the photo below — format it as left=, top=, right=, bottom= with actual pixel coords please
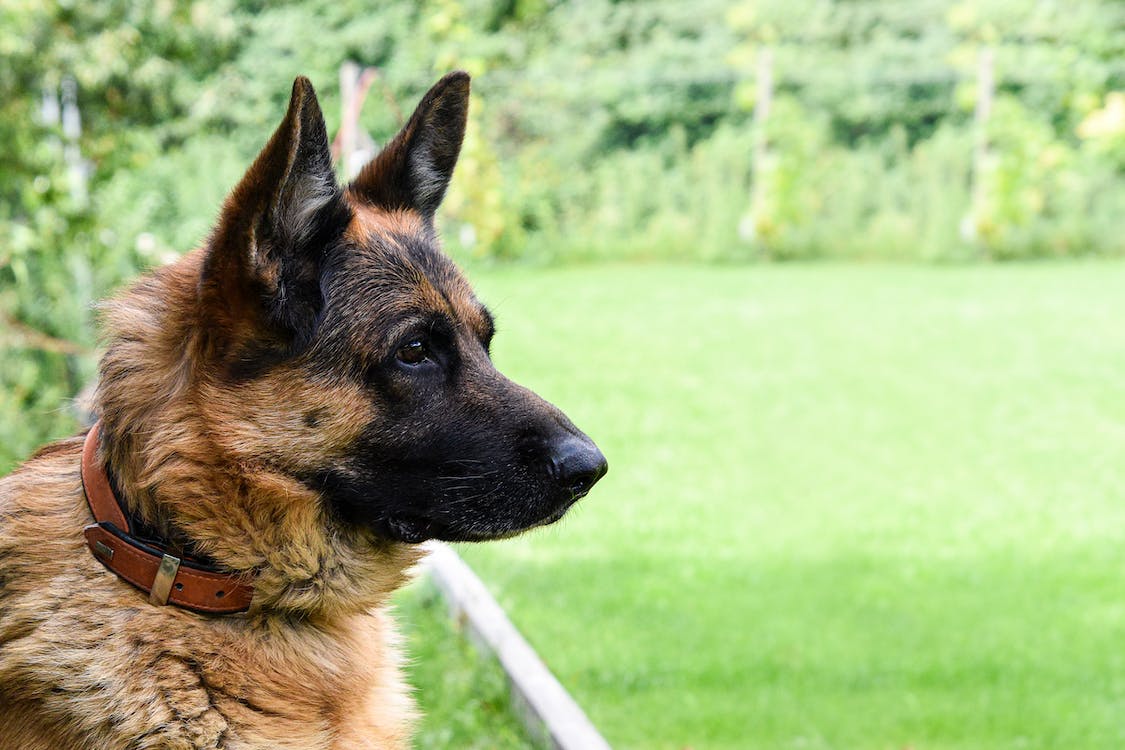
left=0, top=72, right=606, bottom=749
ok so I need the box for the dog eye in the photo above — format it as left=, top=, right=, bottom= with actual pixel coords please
left=395, top=339, right=430, bottom=365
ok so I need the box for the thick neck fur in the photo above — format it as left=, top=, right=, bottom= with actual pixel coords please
left=94, top=248, right=421, bottom=620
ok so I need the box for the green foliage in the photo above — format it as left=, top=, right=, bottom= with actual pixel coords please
left=0, top=0, right=244, bottom=469
left=725, top=0, right=1124, bottom=261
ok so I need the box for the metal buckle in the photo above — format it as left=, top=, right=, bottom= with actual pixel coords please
left=149, top=553, right=181, bottom=606
left=92, top=540, right=114, bottom=562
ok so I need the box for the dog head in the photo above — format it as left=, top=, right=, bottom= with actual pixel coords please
left=192, top=73, right=606, bottom=544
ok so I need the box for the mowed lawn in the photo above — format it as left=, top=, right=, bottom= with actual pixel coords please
left=395, top=581, right=538, bottom=749
left=453, top=262, right=1125, bottom=750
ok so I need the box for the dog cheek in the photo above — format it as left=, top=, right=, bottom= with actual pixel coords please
left=202, top=374, right=375, bottom=471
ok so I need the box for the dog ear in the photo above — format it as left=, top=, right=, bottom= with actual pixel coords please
left=349, top=71, right=470, bottom=218
left=207, top=76, right=347, bottom=338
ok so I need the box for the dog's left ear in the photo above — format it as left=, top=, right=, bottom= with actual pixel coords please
left=208, top=76, right=346, bottom=338
left=349, top=71, right=470, bottom=219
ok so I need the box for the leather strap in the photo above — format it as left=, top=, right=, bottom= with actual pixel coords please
left=81, top=423, right=254, bottom=614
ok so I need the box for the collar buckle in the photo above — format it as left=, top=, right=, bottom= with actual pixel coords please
left=149, top=553, right=182, bottom=606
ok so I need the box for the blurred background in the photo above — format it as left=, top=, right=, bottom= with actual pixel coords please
left=2, top=1, right=1125, bottom=748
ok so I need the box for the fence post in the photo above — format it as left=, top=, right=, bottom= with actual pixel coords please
left=339, top=62, right=361, bottom=179
left=962, top=46, right=994, bottom=247
left=60, top=76, right=88, bottom=208
left=741, top=47, right=774, bottom=246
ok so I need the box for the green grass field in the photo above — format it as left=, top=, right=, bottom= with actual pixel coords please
left=452, top=262, right=1125, bottom=750
left=395, top=580, right=539, bottom=749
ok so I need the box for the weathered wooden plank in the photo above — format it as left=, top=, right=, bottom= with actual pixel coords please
left=423, top=542, right=613, bottom=750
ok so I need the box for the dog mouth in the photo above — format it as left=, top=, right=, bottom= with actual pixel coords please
left=383, top=516, right=434, bottom=545
left=380, top=492, right=581, bottom=544
left=531, top=493, right=583, bottom=528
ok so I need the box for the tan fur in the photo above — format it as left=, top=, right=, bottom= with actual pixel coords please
left=0, top=239, right=423, bottom=749
left=344, top=203, right=426, bottom=244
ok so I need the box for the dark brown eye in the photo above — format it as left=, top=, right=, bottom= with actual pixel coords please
left=396, top=339, right=429, bottom=365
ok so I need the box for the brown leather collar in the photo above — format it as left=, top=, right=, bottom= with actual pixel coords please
left=81, top=422, right=254, bottom=614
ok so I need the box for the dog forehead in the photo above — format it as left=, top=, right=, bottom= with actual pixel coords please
left=334, top=202, right=487, bottom=337
left=344, top=200, right=428, bottom=243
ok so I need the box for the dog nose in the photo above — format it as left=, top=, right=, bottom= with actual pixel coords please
left=547, top=433, right=608, bottom=499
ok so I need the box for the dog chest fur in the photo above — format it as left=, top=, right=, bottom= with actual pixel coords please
left=0, top=443, right=415, bottom=750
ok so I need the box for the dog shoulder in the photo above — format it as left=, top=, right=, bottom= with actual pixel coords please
left=1, top=434, right=87, bottom=571
left=1, top=434, right=86, bottom=549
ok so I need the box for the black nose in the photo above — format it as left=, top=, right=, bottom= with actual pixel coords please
left=547, top=433, right=608, bottom=499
